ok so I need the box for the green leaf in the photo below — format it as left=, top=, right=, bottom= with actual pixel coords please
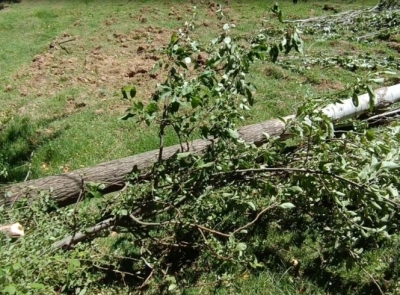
left=168, top=284, right=177, bottom=291
left=288, top=186, right=303, bottom=193
left=280, top=202, right=295, bottom=209
left=170, top=32, right=178, bottom=45
left=130, top=87, right=136, bottom=98
left=68, top=259, right=81, bottom=273
left=29, top=283, right=45, bottom=289
left=369, top=78, right=384, bottom=83
left=71, top=259, right=81, bottom=267
left=191, top=96, right=201, bottom=108
left=134, top=101, right=144, bottom=111
left=146, top=102, right=158, bottom=114
left=169, top=101, right=180, bottom=113
left=182, top=85, right=193, bottom=96
left=250, top=257, right=264, bottom=269
left=245, top=87, right=253, bottom=103
left=381, top=161, right=399, bottom=170
left=121, top=85, right=136, bottom=99
left=366, top=130, right=375, bottom=141
left=228, top=129, right=239, bottom=139
left=177, top=152, right=191, bottom=159
left=352, top=92, right=359, bottom=107
left=366, top=85, right=375, bottom=111
left=119, top=112, right=135, bottom=120
left=121, top=86, right=129, bottom=99
left=371, top=201, right=382, bottom=210
left=197, top=162, right=214, bottom=168
left=236, top=242, right=247, bottom=251
left=334, top=238, right=341, bottom=249
left=87, top=182, right=105, bottom=190
left=2, top=286, right=17, bottom=295
left=247, top=201, right=256, bottom=211
left=151, top=60, right=163, bottom=74
left=87, top=191, right=102, bottom=199
left=270, top=45, right=279, bottom=63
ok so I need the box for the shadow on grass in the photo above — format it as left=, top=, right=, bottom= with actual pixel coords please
left=0, top=115, right=68, bottom=184
left=248, top=212, right=392, bottom=295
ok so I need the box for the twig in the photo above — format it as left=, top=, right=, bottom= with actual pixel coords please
left=232, top=203, right=279, bottom=234
left=129, top=214, right=230, bottom=237
left=141, top=256, right=153, bottom=269
left=53, top=37, right=76, bottom=54
left=67, top=178, right=86, bottom=249
left=192, top=223, right=230, bottom=237
left=218, top=167, right=399, bottom=208
left=360, top=265, right=384, bottom=295
left=214, top=166, right=363, bottom=188
left=52, top=217, right=115, bottom=249
left=137, top=268, right=154, bottom=290
left=92, top=263, right=136, bottom=279
left=130, top=214, right=167, bottom=226
left=23, top=151, right=35, bottom=182
left=366, top=107, right=400, bottom=121
left=197, top=227, right=233, bottom=261
left=58, top=37, right=76, bottom=45
left=136, top=255, right=155, bottom=289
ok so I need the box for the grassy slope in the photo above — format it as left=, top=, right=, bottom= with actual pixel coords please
left=0, top=0, right=384, bottom=181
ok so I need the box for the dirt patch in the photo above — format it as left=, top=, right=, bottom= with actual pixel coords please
left=316, top=79, right=345, bottom=91
left=329, top=40, right=358, bottom=52
left=263, top=64, right=289, bottom=80
left=14, top=25, right=173, bottom=113
left=387, top=41, right=400, bottom=52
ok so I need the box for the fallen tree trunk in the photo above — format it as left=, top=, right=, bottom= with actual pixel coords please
left=2, top=84, right=400, bottom=207
left=1, top=118, right=290, bottom=207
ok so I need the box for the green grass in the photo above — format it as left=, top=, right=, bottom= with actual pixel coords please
left=0, top=0, right=384, bottom=181
left=1, top=1, right=399, bottom=292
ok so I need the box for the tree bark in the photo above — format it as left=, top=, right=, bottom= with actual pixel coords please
left=2, top=84, right=400, bottom=208
left=0, top=117, right=290, bottom=207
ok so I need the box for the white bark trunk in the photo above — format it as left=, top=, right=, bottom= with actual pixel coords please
left=322, top=84, right=400, bottom=120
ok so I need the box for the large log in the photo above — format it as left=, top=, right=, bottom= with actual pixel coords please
left=2, top=84, right=400, bottom=207
left=0, top=117, right=290, bottom=207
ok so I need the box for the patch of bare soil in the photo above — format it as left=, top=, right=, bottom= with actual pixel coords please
left=387, top=41, right=400, bottom=52
left=328, top=40, right=358, bottom=52
left=15, top=26, right=172, bottom=114
left=263, top=64, right=289, bottom=80
left=316, top=79, right=345, bottom=91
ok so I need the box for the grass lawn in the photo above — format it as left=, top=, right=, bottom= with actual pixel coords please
left=1, top=0, right=387, bottom=181
left=1, top=0, right=400, bottom=294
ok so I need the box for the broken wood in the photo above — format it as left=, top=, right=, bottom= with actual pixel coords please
left=52, top=218, right=115, bottom=249
left=0, top=222, right=24, bottom=238
left=2, top=84, right=400, bottom=208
